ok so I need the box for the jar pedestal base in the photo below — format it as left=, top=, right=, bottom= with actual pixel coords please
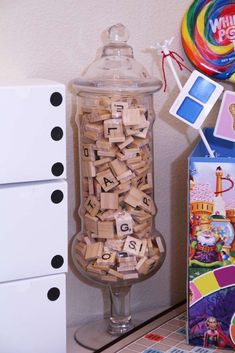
left=74, top=318, right=134, bottom=351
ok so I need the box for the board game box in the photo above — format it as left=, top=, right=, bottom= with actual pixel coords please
left=188, top=129, right=235, bottom=350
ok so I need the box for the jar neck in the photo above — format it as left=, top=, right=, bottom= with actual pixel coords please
left=102, top=43, right=133, bottom=58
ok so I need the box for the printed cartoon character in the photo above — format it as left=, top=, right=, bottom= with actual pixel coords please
left=190, top=228, right=223, bottom=267
left=204, top=316, right=235, bottom=349
left=204, top=317, right=219, bottom=348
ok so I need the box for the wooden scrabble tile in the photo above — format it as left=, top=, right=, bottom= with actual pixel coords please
left=93, top=157, right=111, bottom=167
left=138, top=239, right=147, bottom=257
left=134, top=120, right=150, bottom=139
left=97, top=209, right=116, bottom=221
left=139, top=183, right=152, bottom=192
left=118, top=136, right=134, bottom=150
left=86, top=263, right=106, bottom=275
left=116, top=151, right=126, bottom=161
left=123, top=235, right=143, bottom=256
left=84, top=195, right=100, bottom=216
left=122, top=272, right=139, bottom=280
left=75, top=242, right=86, bottom=257
left=138, top=192, right=156, bottom=215
left=88, top=177, right=94, bottom=195
left=116, top=182, right=131, bottom=194
left=117, top=170, right=133, bottom=182
left=75, top=253, right=89, bottom=269
left=123, top=108, right=142, bottom=126
left=84, top=236, right=92, bottom=245
left=88, top=110, right=111, bottom=122
left=110, top=158, right=128, bottom=177
left=109, top=136, right=126, bottom=143
left=83, top=130, right=100, bottom=141
left=131, top=175, right=147, bottom=189
left=115, top=211, right=133, bottom=237
left=96, top=251, right=116, bottom=266
left=85, top=242, right=103, bottom=260
left=137, top=256, right=159, bottom=275
left=132, top=113, right=148, bottom=129
left=147, top=172, right=153, bottom=187
left=93, top=263, right=110, bottom=271
left=85, top=122, right=104, bottom=134
left=81, top=144, right=96, bottom=161
left=96, top=164, right=111, bottom=173
left=108, top=268, right=124, bottom=279
left=98, top=221, right=115, bottom=238
left=97, top=146, right=118, bottom=158
left=111, top=101, right=128, bottom=119
left=128, top=160, right=146, bottom=171
left=100, top=192, right=119, bottom=210
left=124, top=187, right=143, bottom=208
left=105, top=239, right=124, bottom=251
left=126, top=156, right=142, bottom=165
left=136, top=256, right=147, bottom=272
left=124, top=126, right=137, bottom=136
left=133, top=212, right=152, bottom=224
left=104, top=119, right=124, bottom=141
left=156, top=236, right=165, bottom=253
left=132, top=137, right=150, bottom=148
left=135, top=165, right=150, bottom=176
left=95, top=139, right=112, bottom=152
left=118, top=255, right=137, bottom=265
left=133, top=222, right=149, bottom=233
left=123, top=147, right=140, bottom=159
left=94, top=180, right=102, bottom=200
left=82, top=161, right=96, bottom=177
left=84, top=214, right=98, bottom=234
left=96, top=169, right=119, bottom=192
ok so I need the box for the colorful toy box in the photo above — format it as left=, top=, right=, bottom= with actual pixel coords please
left=188, top=129, right=235, bottom=350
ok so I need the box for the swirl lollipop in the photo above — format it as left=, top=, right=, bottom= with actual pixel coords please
left=182, top=0, right=235, bottom=82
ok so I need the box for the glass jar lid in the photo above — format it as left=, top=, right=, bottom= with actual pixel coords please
left=71, top=23, right=162, bottom=94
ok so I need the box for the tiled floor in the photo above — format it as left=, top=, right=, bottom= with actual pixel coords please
left=67, top=304, right=231, bottom=353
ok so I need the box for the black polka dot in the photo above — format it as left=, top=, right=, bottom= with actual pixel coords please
left=51, top=255, right=64, bottom=269
left=50, top=92, right=63, bottom=107
left=51, top=190, right=64, bottom=204
left=51, top=162, right=64, bottom=176
left=51, top=127, right=63, bottom=141
left=47, top=287, right=60, bottom=301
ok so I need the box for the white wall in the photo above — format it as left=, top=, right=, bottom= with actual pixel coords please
left=1, top=0, right=232, bottom=327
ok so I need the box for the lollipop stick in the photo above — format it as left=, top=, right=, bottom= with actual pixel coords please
left=163, top=45, right=183, bottom=91
left=199, top=128, right=215, bottom=157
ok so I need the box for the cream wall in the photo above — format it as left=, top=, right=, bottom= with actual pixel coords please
left=1, top=0, right=231, bottom=327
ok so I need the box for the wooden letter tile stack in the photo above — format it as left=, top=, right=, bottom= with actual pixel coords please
left=74, top=96, right=165, bottom=283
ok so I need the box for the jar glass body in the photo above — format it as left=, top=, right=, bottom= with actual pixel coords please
left=72, top=90, right=165, bottom=288
left=70, top=24, right=165, bottom=343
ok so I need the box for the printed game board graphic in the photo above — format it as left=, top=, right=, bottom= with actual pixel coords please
left=214, top=91, right=235, bottom=142
left=188, top=160, right=235, bottom=350
left=117, top=313, right=226, bottom=353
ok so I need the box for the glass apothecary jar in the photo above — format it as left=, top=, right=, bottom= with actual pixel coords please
left=70, top=23, right=166, bottom=348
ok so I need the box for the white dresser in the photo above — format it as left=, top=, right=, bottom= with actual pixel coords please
left=0, top=80, right=67, bottom=353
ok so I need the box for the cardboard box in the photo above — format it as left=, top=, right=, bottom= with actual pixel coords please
left=188, top=129, right=235, bottom=350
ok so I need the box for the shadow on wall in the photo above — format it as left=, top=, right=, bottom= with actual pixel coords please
left=157, top=76, right=199, bottom=306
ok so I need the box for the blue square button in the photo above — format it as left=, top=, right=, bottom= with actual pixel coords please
left=189, top=76, right=216, bottom=103
left=176, top=97, right=203, bottom=123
